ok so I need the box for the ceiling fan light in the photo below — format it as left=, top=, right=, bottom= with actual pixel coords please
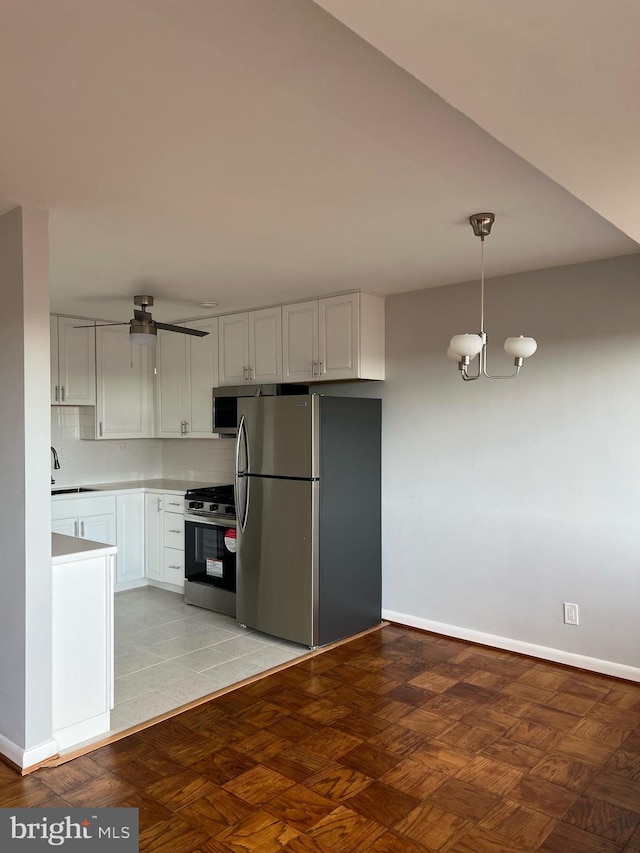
left=504, top=335, right=537, bottom=358
left=449, top=333, right=483, bottom=358
left=130, top=327, right=157, bottom=346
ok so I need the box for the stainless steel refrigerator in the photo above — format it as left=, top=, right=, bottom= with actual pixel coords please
left=235, top=394, right=381, bottom=647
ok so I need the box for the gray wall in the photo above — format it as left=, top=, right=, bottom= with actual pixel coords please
left=382, top=253, right=640, bottom=669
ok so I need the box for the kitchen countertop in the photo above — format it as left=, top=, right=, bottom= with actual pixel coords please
left=51, top=478, right=231, bottom=497
left=52, top=532, right=118, bottom=564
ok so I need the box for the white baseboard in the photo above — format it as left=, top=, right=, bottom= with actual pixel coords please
left=0, top=732, right=57, bottom=770
left=382, top=609, right=640, bottom=684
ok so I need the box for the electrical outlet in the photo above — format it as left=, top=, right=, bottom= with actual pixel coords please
left=564, top=602, right=579, bottom=626
left=118, top=443, right=129, bottom=451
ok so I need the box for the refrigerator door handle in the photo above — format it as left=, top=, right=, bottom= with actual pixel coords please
left=235, top=415, right=250, bottom=532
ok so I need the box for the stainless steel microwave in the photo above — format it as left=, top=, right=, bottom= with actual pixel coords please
left=212, top=384, right=308, bottom=435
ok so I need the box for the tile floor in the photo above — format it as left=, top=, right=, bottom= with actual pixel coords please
left=109, top=585, right=308, bottom=736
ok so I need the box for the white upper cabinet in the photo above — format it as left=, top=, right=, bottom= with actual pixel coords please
left=217, top=313, right=247, bottom=386
left=155, top=331, right=188, bottom=438
left=281, top=300, right=319, bottom=383
left=218, top=307, right=282, bottom=386
left=155, top=318, right=218, bottom=438
left=186, top=319, right=219, bottom=436
left=81, top=325, right=154, bottom=439
left=50, top=316, right=96, bottom=405
left=283, top=292, right=385, bottom=383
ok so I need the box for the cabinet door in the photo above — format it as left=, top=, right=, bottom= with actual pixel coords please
left=218, top=313, right=248, bottom=386
left=79, top=512, right=116, bottom=546
left=282, top=301, right=319, bottom=383
left=155, top=331, right=188, bottom=438
left=318, top=293, right=359, bottom=381
left=144, top=494, right=163, bottom=581
left=115, top=493, right=145, bottom=585
left=95, top=326, right=154, bottom=439
left=57, top=317, right=96, bottom=405
left=50, top=316, right=60, bottom=404
left=52, top=516, right=78, bottom=537
left=249, top=307, right=282, bottom=383
left=186, top=318, right=218, bottom=437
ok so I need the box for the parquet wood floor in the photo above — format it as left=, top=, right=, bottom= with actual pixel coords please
left=5, top=625, right=640, bottom=851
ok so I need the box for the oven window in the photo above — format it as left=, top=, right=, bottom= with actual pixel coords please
left=185, top=520, right=236, bottom=591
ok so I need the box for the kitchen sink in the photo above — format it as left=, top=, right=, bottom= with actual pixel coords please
left=51, top=487, right=98, bottom=495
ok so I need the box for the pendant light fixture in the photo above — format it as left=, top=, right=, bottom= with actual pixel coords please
left=448, top=213, right=537, bottom=381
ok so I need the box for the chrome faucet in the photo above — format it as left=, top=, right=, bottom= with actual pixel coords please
left=51, top=446, right=61, bottom=485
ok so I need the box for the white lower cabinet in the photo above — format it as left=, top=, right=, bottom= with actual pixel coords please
left=115, top=493, right=146, bottom=590
left=145, top=492, right=186, bottom=591
left=51, top=496, right=117, bottom=547
left=52, top=489, right=186, bottom=595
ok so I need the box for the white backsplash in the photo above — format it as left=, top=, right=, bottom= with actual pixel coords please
left=51, top=407, right=235, bottom=486
left=161, top=437, right=236, bottom=484
left=51, top=407, right=162, bottom=485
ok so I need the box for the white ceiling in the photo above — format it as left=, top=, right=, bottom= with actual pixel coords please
left=0, top=0, right=636, bottom=323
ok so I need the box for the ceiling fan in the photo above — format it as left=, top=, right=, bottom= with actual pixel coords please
left=75, top=295, right=209, bottom=345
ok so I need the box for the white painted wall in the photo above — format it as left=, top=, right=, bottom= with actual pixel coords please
left=0, top=206, right=56, bottom=767
left=382, top=253, right=640, bottom=673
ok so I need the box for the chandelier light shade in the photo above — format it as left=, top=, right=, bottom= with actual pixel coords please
left=448, top=213, right=537, bottom=381
left=449, top=333, right=483, bottom=358
left=504, top=335, right=538, bottom=358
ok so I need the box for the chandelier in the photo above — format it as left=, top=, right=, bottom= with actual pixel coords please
left=448, top=213, right=537, bottom=381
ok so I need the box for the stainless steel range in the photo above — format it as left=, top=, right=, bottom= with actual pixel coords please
left=183, top=485, right=237, bottom=616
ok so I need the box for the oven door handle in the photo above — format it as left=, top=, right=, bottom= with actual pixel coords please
left=235, top=415, right=250, bottom=533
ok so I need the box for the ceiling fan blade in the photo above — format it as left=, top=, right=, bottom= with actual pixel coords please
left=155, top=322, right=209, bottom=337
left=74, top=322, right=131, bottom=328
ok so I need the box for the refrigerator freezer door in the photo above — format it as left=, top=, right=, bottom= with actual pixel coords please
left=238, top=395, right=318, bottom=479
left=237, top=476, right=318, bottom=646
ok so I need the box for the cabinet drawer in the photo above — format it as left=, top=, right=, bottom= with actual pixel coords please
left=52, top=495, right=116, bottom=521
left=163, top=494, right=184, bottom=514
left=162, top=512, right=184, bottom=550
left=163, top=548, right=185, bottom=588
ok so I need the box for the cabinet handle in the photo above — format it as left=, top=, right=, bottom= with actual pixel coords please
left=184, top=420, right=189, bottom=434
left=55, top=385, right=60, bottom=402
left=248, top=367, right=253, bottom=381
left=99, top=421, right=103, bottom=437
left=318, top=361, right=323, bottom=375
left=169, top=528, right=181, bottom=533
left=312, top=361, right=317, bottom=376
left=167, top=501, right=180, bottom=507
left=80, top=521, right=85, bottom=537
left=61, top=386, right=66, bottom=402
left=157, top=498, right=162, bottom=512
left=74, top=520, right=78, bottom=537
left=169, top=565, right=180, bottom=570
